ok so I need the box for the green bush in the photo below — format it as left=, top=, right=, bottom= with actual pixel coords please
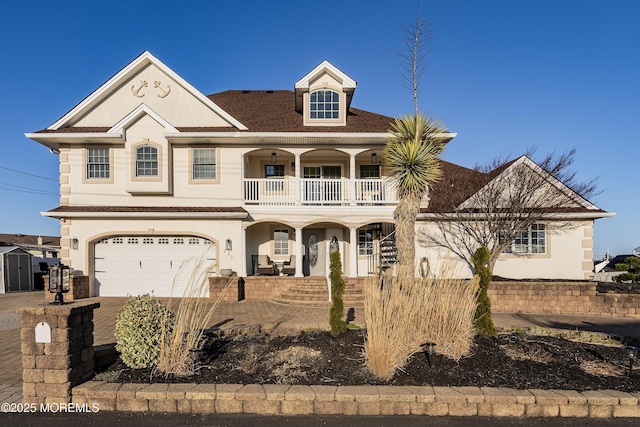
left=329, top=250, right=347, bottom=337
left=472, top=246, right=496, bottom=337
left=114, top=294, right=175, bottom=369
left=614, top=272, right=638, bottom=283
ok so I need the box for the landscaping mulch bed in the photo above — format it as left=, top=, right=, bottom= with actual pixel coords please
left=104, top=329, right=640, bottom=392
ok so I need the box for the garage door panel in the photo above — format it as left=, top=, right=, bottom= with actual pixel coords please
left=94, top=236, right=215, bottom=297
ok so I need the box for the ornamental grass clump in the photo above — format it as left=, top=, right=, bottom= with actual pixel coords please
left=363, top=262, right=479, bottom=381
left=329, top=250, right=347, bottom=336
left=156, top=252, right=232, bottom=377
left=114, top=294, right=175, bottom=369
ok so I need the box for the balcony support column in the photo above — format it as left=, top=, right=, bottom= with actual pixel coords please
left=295, top=227, right=303, bottom=277
left=349, top=227, right=358, bottom=277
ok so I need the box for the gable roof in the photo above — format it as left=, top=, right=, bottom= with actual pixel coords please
left=46, top=51, right=247, bottom=131
left=422, top=156, right=610, bottom=218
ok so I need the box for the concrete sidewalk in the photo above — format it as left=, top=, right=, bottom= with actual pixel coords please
left=1, top=290, right=640, bottom=404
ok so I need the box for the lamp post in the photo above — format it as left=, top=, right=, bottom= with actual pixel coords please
left=48, top=263, right=70, bottom=305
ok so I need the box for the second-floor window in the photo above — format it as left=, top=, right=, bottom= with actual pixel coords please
left=193, top=148, right=217, bottom=180
left=86, top=148, right=110, bottom=179
left=502, top=224, right=546, bottom=254
left=135, top=145, right=158, bottom=177
left=310, top=90, right=339, bottom=119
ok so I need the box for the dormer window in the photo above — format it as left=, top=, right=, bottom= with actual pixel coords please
left=310, top=90, right=339, bottom=119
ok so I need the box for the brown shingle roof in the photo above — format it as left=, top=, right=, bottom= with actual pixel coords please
left=0, top=234, right=60, bottom=247
left=207, top=90, right=395, bottom=133
left=33, top=91, right=395, bottom=134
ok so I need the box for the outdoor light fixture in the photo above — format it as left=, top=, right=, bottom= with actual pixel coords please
left=71, top=238, right=79, bottom=250
left=626, top=345, right=638, bottom=377
left=48, top=263, right=70, bottom=305
left=371, top=152, right=377, bottom=164
left=225, top=239, right=232, bottom=252
left=271, top=152, right=277, bottom=164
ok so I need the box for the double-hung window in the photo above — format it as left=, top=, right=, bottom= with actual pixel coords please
left=192, top=148, right=217, bottom=180
left=358, top=229, right=374, bottom=256
left=503, top=224, right=546, bottom=254
left=86, top=148, right=110, bottom=179
left=135, top=145, right=158, bottom=177
left=273, top=229, right=289, bottom=255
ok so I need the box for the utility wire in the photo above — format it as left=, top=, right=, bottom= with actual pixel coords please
left=0, top=181, right=58, bottom=195
left=0, top=164, right=58, bottom=182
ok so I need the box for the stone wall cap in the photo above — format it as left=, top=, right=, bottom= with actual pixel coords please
left=17, top=301, right=100, bottom=315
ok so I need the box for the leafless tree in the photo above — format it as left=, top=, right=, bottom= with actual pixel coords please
left=419, top=148, right=600, bottom=274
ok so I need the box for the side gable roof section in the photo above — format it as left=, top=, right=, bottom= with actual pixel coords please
left=47, top=51, right=247, bottom=131
left=109, top=103, right=178, bottom=134
left=294, top=60, right=357, bottom=112
left=458, top=155, right=610, bottom=215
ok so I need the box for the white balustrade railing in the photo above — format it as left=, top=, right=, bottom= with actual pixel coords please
left=243, top=178, right=397, bottom=205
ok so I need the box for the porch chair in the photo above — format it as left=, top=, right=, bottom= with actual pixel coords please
left=256, top=255, right=278, bottom=276
left=281, top=255, right=296, bottom=276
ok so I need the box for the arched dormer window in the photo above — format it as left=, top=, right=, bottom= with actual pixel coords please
left=135, top=145, right=158, bottom=177
left=310, top=90, right=339, bottom=119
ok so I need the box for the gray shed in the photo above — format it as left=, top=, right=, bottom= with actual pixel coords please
left=0, top=246, right=33, bottom=293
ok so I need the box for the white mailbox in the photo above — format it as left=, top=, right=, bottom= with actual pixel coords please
left=35, top=322, right=51, bottom=343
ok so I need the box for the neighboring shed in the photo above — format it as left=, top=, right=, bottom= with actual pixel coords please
left=0, top=246, right=33, bottom=293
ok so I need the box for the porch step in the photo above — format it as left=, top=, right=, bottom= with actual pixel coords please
left=272, top=281, right=364, bottom=307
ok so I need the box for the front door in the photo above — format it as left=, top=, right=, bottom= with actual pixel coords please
left=302, top=229, right=325, bottom=276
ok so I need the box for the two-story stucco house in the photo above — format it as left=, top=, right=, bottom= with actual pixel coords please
left=26, top=52, right=612, bottom=298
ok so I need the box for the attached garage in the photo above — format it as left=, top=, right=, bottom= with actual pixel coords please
left=94, top=236, right=217, bottom=297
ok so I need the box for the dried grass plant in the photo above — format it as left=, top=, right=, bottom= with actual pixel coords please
left=156, top=251, right=232, bottom=376
left=363, top=262, right=479, bottom=380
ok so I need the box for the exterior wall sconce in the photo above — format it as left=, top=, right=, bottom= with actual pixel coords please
left=48, top=263, right=71, bottom=305
left=371, top=152, right=377, bottom=164
left=291, top=161, right=295, bottom=171
left=225, top=239, right=232, bottom=252
left=271, top=152, right=277, bottom=164
left=71, top=238, right=79, bottom=250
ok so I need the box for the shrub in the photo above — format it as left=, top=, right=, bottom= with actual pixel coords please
left=472, top=246, right=497, bottom=336
left=114, top=294, right=175, bottom=369
left=157, top=253, right=232, bottom=376
left=363, top=263, right=479, bottom=381
left=329, top=250, right=347, bottom=336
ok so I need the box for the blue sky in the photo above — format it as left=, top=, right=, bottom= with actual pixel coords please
left=0, top=0, right=638, bottom=258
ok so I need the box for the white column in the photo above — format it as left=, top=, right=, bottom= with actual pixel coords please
left=295, top=227, right=303, bottom=277
left=295, top=154, right=301, bottom=206
left=349, top=227, right=358, bottom=278
left=240, top=226, right=247, bottom=277
left=349, top=154, right=356, bottom=206
left=241, top=153, right=245, bottom=203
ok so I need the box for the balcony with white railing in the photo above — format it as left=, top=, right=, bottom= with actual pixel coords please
left=243, top=178, right=397, bottom=206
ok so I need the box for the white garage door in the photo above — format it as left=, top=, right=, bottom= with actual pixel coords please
left=94, top=236, right=216, bottom=297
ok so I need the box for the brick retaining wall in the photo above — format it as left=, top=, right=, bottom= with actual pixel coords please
left=489, top=281, right=640, bottom=319
left=72, top=382, right=640, bottom=417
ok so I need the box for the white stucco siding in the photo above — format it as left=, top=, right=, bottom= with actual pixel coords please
left=66, top=217, right=244, bottom=296
left=416, top=221, right=594, bottom=280
left=72, top=64, right=233, bottom=128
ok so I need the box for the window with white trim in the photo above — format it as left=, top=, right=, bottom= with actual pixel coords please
left=503, top=224, right=546, bottom=254
left=273, top=229, right=289, bottom=255
left=310, top=90, right=339, bottom=119
left=358, top=230, right=374, bottom=255
left=86, top=148, right=110, bottom=179
left=359, top=165, right=380, bottom=179
left=192, top=148, right=217, bottom=180
left=135, top=145, right=158, bottom=177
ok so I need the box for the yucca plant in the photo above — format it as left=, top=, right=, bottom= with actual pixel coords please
left=385, top=114, right=447, bottom=278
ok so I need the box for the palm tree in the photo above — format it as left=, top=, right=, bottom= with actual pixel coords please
left=385, top=114, right=447, bottom=278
